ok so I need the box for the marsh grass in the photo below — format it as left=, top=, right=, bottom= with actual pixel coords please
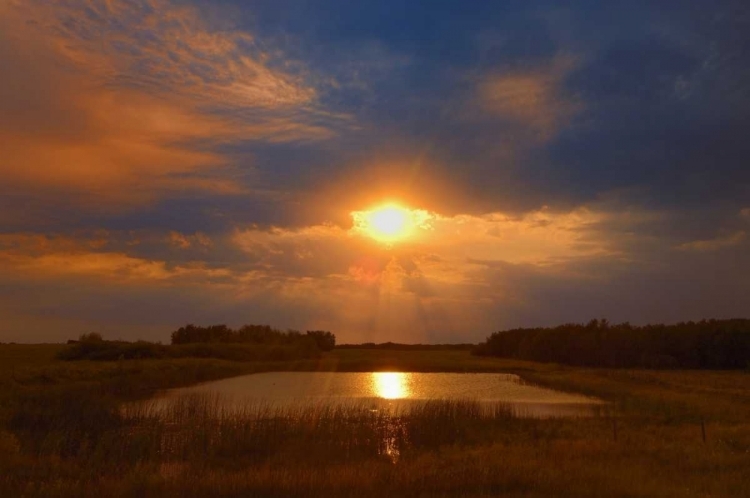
left=123, top=395, right=522, bottom=465
left=4, top=392, right=749, bottom=497
left=2, top=345, right=750, bottom=497
left=5, top=391, right=522, bottom=477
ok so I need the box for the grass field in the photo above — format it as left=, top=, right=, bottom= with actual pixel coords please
left=1, top=344, right=749, bottom=497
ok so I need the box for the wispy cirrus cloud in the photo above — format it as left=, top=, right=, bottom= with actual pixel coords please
left=0, top=0, right=337, bottom=207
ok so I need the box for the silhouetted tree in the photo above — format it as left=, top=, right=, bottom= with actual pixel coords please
left=306, top=330, right=336, bottom=351
left=473, top=319, right=750, bottom=369
left=170, top=323, right=334, bottom=352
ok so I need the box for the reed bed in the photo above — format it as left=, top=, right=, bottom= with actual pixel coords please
left=3, top=391, right=749, bottom=498
left=2, top=346, right=750, bottom=497
left=119, top=394, right=521, bottom=465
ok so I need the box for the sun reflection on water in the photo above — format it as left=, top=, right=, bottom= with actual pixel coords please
left=372, top=372, right=410, bottom=399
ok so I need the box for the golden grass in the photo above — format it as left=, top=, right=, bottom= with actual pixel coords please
left=1, top=344, right=749, bottom=497
left=3, top=401, right=749, bottom=497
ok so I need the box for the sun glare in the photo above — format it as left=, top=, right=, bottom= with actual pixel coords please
left=372, top=372, right=410, bottom=399
left=370, top=205, right=409, bottom=237
left=351, top=203, right=432, bottom=243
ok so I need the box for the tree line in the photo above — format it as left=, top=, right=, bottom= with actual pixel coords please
left=336, top=342, right=474, bottom=351
left=170, top=324, right=336, bottom=351
left=59, top=325, right=335, bottom=361
left=473, top=319, right=750, bottom=369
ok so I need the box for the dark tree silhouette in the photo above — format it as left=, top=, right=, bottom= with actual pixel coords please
left=473, top=319, right=750, bottom=369
left=170, top=323, right=334, bottom=350
left=306, top=331, right=336, bottom=351
left=59, top=324, right=333, bottom=361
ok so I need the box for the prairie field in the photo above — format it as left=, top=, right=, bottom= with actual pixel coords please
left=1, top=344, right=749, bottom=497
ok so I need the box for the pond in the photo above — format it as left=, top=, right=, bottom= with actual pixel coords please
left=151, top=372, right=605, bottom=418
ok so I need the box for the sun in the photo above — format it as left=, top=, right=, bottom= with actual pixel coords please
left=370, top=205, right=409, bottom=237
left=351, top=202, right=433, bottom=244
left=352, top=203, right=426, bottom=243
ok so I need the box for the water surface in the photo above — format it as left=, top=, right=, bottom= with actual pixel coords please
left=154, top=372, right=604, bottom=418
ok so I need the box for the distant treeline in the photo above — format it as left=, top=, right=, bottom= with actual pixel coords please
left=337, top=342, right=474, bottom=351
left=473, top=319, right=750, bottom=369
left=60, top=324, right=336, bottom=361
left=171, top=324, right=335, bottom=351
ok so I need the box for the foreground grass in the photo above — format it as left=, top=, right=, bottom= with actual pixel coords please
left=1, top=344, right=749, bottom=497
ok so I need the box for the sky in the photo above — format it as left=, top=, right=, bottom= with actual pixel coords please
left=1, top=0, right=749, bottom=344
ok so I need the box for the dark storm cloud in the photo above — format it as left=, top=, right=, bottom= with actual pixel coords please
left=204, top=0, right=748, bottom=222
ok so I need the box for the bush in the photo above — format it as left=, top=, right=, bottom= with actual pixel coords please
left=58, top=336, right=167, bottom=361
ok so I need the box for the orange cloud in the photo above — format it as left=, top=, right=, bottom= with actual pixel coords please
left=0, top=200, right=652, bottom=343
left=9, top=0, right=315, bottom=109
left=168, top=231, right=213, bottom=249
left=0, top=233, right=232, bottom=286
left=478, top=56, right=581, bottom=138
left=5, top=200, right=737, bottom=343
left=227, top=205, right=618, bottom=304
left=0, top=0, right=333, bottom=205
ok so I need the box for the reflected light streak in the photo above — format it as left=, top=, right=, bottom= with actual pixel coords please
left=372, top=372, right=410, bottom=399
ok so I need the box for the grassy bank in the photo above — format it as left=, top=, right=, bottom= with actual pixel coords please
left=1, top=344, right=749, bottom=497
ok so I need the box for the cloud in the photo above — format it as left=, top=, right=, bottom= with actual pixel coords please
left=477, top=56, right=581, bottom=139
left=0, top=233, right=230, bottom=284
left=0, top=0, right=335, bottom=207
left=2, top=1, right=750, bottom=344
left=168, top=231, right=213, bottom=250
left=677, top=231, right=746, bottom=252
left=0, top=204, right=619, bottom=341
left=10, top=0, right=315, bottom=109
left=1, top=197, right=749, bottom=343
